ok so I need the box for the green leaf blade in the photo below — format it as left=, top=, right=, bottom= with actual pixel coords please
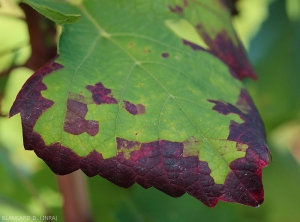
left=10, top=0, right=270, bottom=207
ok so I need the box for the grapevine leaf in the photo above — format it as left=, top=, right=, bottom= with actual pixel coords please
left=11, top=0, right=270, bottom=207
left=22, top=0, right=81, bottom=25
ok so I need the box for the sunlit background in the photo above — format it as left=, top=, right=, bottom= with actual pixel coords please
left=0, top=0, right=300, bottom=221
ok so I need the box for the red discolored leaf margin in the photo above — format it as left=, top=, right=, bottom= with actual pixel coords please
left=208, top=90, right=270, bottom=205
left=197, top=28, right=257, bottom=80
left=10, top=59, right=270, bottom=207
left=168, top=0, right=257, bottom=80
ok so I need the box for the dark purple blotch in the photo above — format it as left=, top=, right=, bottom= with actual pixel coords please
left=31, top=131, right=81, bottom=174
left=169, top=5, right=183, bottom=13
left=86, top=82, right=117, bottom=105
left=208, top=89, right=270, bottom=205
left=195, top=25, right=257, bottom=80
left=81, top=138, right=223, bottom=207
left=64, top=99, right=99, bottom=136
left=9, top=58, right=62, bottom=150
left=168, top=0, right=189, bottom=13
left=123, top=100, right=146, bottom=115
left=162, top=52, right=169, bottom=58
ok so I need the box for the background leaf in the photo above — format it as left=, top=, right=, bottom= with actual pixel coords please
left=245, top=0, right=300, bottom=130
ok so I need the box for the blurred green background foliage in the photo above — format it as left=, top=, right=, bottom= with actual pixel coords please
left=0, top=0, right=300, bottom=221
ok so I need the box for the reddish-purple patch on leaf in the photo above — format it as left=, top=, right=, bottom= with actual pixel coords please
left=182, top=39, right=206, bottom=51
left=220, top=149, right=265, bottom=206
left=196, top=26, right=257, bottom=80
left=162, top=52, right=169, bottom=58
left=208, top=89, right=270, bottom=205
left=168, top=0, right=188, bottom=14
left=123, top=100, right=146, bottom=115
left=86, top=82, right=117, bottom=105
left=32, top=131, right=81, bottom=174
left=27, top=135, right=226, bottom=207
left=81, top=138, right=223, bottom=207
left=169, top=5, right=183, bottom=13
left=9, top=58, right=62, bottom=150
left=64, top=99, right=99, bottom=136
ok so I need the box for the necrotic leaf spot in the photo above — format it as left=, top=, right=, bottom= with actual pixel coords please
left=64, top=99, right=99, bottom=136
left=162, top=52, right=169, bottom=58
left=123, top=100, right=146, bottom=115
left=86, top=82, right=117, bottom=105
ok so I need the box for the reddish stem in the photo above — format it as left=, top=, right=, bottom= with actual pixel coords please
left=57, top=171, right=93, bottom=222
